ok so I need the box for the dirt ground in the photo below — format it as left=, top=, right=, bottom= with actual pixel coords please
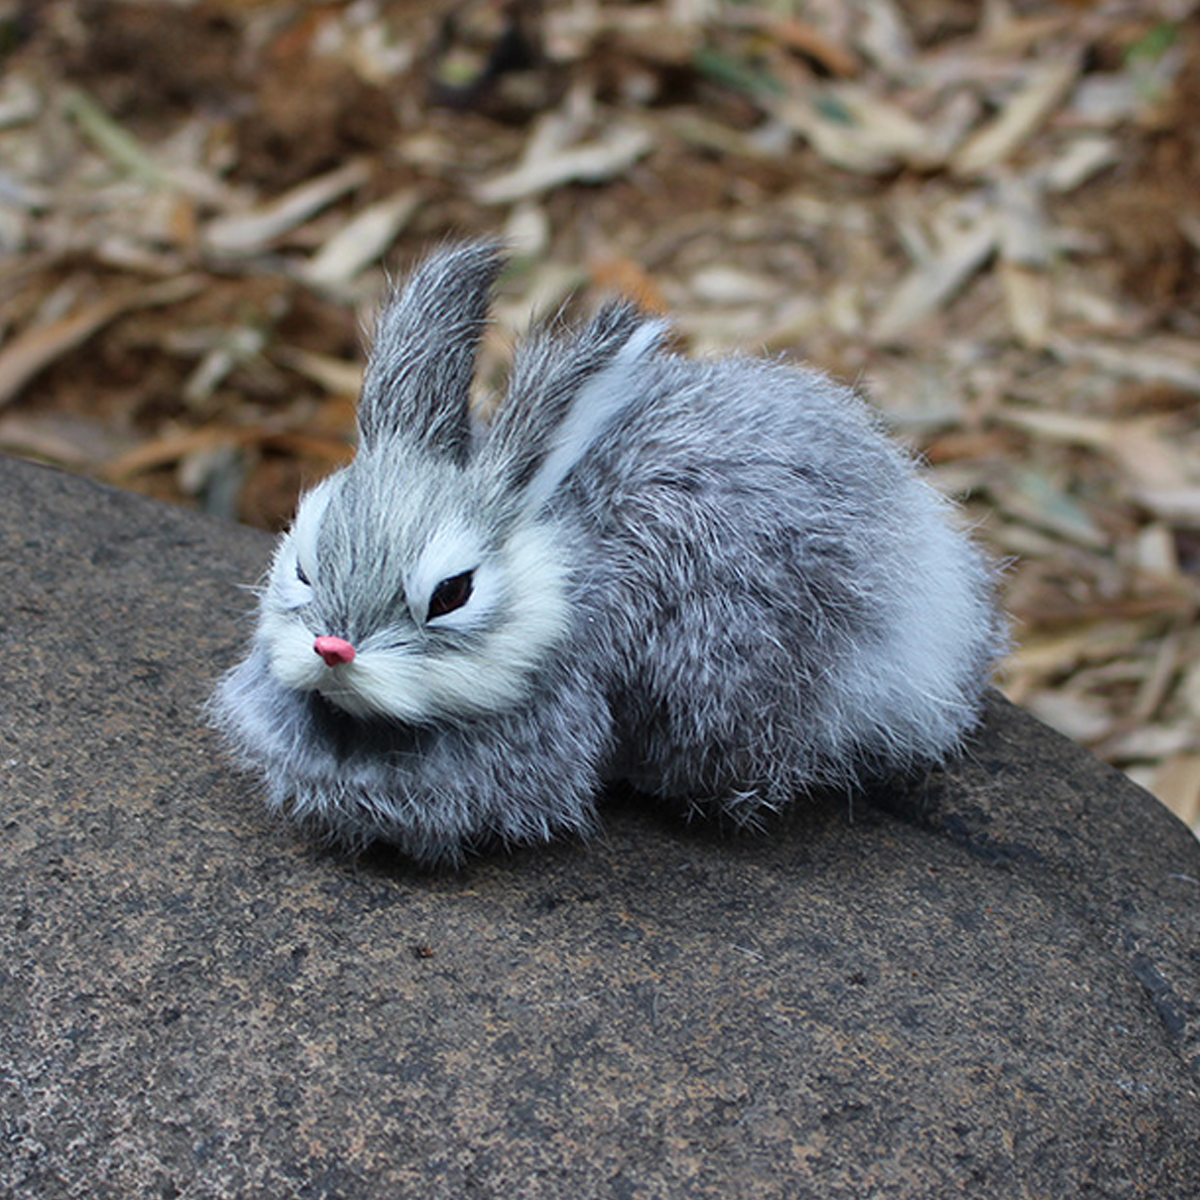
left=1, top=0, right=1198, bottom=832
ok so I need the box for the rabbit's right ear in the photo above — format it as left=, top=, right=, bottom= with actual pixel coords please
left=357, top=242, right=504, bottom=462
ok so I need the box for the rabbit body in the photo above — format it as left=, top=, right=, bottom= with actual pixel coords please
left=210, top=243, right=1004, bottom=864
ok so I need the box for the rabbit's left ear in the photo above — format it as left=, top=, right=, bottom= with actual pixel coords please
left=358, top=242, right=504, bottom=461
left=482, top=301, right=668, bottom=512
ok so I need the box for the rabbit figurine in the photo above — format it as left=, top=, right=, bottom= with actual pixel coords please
left=210, top=242, right=1005, bottom=865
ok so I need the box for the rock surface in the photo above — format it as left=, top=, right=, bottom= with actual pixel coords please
left=2, top=453, right=1199, bottom=1199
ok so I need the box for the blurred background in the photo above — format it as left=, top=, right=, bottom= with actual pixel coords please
left=1, top=0, right=1197, bottom=833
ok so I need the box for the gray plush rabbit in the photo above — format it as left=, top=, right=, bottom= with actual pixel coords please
left=210, top=242, right=1005, bottom=865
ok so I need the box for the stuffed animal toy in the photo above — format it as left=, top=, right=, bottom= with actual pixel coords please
left=210, top=243, right=1004, bottom=864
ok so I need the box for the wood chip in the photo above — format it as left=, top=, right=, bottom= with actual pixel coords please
left=302, top=189, right=422, bottom=291
left=0, top=411, right=135, bottom=466
left=1041, top=135, right=1119, bottom=194
left=991, top=464, right=1111, bottom=550
left=1024, top=690, right=1113, bottom=743
left=0, top=74, right=41, bottom=129
left=998, top=174, right=1048, bottom=267
left=1135, top=489, right=1200, bottom=529
left=62, top=87, right=230, bottom=203
left=1133, top=524, right=1182, bottom=581
left=1182, top=214, right=1200, bottom=256
left=473, top=125, right=653, bottom=205
left=741, top=13, right=861, bottom=78
left=0, top=276, right=204, bottom=410
left=1005, top=620, right=1159, bottom=683
left=203, top=159, right=372, bottom=256
left=872, top=211, right=1000, bottom=344
left=993, top=406, right=1116, bottom=450
left=1109, top=426, right=1193, bottom=493
left=504, top=202, right=551, bottom=257
left=1102, top=725, right=1198, bottom=763
left=102, top=427, right=246, bottom=481
left=999, top=263, right=1050, bottom=349
left=1048, top=336, right=1200, bottom=394
left=1154, top=754, right=1200, bottom=827
left=272, top=347, right=363, bottom=397
left=773, top=84, right=934, bottom=174
left=951, top=56, right=1082, bottom=177
left=856, top=0, right=916, bottom=77
left=102, top=425, right=354, bottom=482
left=689, top=266, right=782, bottom=305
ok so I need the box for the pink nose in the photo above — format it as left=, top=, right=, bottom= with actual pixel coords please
left=314, top=636, right=356, bottom=667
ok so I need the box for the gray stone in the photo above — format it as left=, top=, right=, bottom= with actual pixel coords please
left=2, top=453, right=1198, bottom=1199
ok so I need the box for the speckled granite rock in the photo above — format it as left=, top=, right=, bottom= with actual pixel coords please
left=2, top=453, right=1198, bottom=1200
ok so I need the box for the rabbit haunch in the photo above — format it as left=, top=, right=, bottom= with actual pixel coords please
left=209, top=242, right=1004, bottom=864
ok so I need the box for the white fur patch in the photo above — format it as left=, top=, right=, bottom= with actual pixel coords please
left=842, top=489, right=985, bottom=750
left=405, top=522, right=495, bottom=630
left=271, top=541, right=313, bottom=610
left=260, top=606, right=324, bottom=691
left=269, top=478, right=337, bottom=610
left=290, top=478, right=336, bottom=583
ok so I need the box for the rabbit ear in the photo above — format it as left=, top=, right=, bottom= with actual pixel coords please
left=357, top=242, right=504, bottom=460
left=483, top=302, right=668, bottom=512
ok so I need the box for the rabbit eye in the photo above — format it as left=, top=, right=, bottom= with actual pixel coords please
left=296, top=562, right=312, bottom=586
left=427, top=570, right=473, bottom=621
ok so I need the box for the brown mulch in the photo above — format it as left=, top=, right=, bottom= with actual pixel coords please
left=2, top=0, right=1198, bottom=834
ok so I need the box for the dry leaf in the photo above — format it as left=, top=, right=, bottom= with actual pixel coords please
left=1154, top=754, right=1200, bottom=826
left=474, top=125, right=653, bottom=204
left=272, top=347, right=363, bottom=397
left=951, top=56, right=1082, bottom=177
left=1049, top=336, right=1200, bottom=394
left=739, top=13, right=860, bottom=78
left=203, top=159, right=372, bottom=256
left=1005, top=621, right=1158, bottom=683
left=1000, top=264, right=1051, bottom=349
left=773, top=84, right=934, bottom=174
left=872, top=211, right=999, bottom=343
left=1041, top=135, right=1119, bottom=194
left=992, top=464, right=1110, bottom=549
left=1024, top=689, right=1113, bottom=743
left=0, top=276, right=203, bottom=409
left=589, top=256, right=669, bottom=313
left=993, top=406, right=1116, bottom=450
left=303, top=190, right=422, bottom=291
left=1136, top=489, right=1200, bottom=529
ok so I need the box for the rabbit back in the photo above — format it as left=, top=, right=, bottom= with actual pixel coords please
left=548, top=351, right=1003, bottom=814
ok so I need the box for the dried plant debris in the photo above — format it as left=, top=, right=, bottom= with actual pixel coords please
left=1, top=0, right=1198, bottom=834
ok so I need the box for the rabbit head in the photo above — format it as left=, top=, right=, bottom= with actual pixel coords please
left=254, top=242, right=664, bottom=726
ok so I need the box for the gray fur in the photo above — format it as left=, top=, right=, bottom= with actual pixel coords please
left=209, top=242, right=1006, bottom=865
